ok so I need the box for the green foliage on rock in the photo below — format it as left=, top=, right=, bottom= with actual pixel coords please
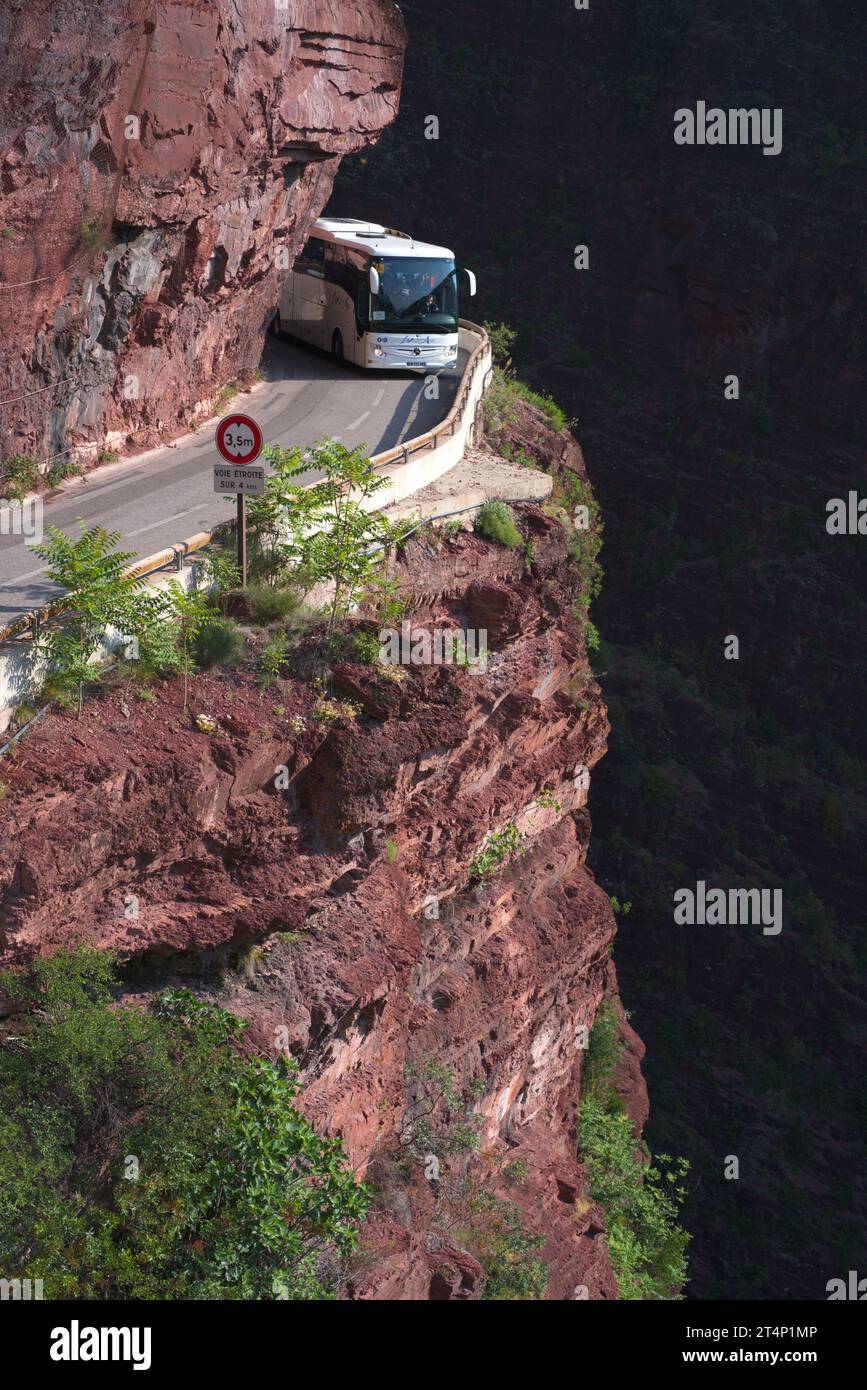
left=192, top=616, right=244, bottom=670
left=582, top=1000, right=623, bottom=1108
left=197, top=547, right=241, bottom=612
left=484, top=320, right=517, bottom=367
left=399, top=1060, right=483, bottom=1162
left=352, top=628, right=383, bottom=665
left=32, top=523, right=164, bottom=717
left=0, top=949, right=369, bottom=1300
left=245, top=582, right=302, bottom=626
left=465, top=1189, right=548, bottom=1300
left=1, top=453, right=39, bottom=498
left=578, top=997, right=690, bottom=1298
left=258, top=632, right=289, bottom=688
left=481, top=359, right=570, bottom=438
left=249, top=439, right=398, bottom=637
left=164, top=580, right=220, bottom=709
left=579, top=1096, right=690, bottom=1300
left=473, top=499, right=522, bottom=549
left=468, top=821, right=524, bottom=880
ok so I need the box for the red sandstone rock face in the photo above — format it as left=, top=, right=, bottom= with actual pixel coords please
left=0, top=513, right=648, bottom=1299
left=0, top=0, right=405, bottom=462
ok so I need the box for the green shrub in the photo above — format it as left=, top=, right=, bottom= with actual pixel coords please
left=484, top=321, right=517, bottom=367
left=0, top=949, right=369, bottom=1299
left=258, top=632, right=288, bottom=688
left=464, top=1190, right=547, bottom=1300
left=502, top=1159, right=527, bottom=1188
left=32, top=523, right=149, bottom=717
left=192, top=617, right=244, bottom=669
left=47, top=458, right=84, bottom=487
left=212, top=382, right=239, bottom=414
left=399, top=1060, right=484, bottom=1161
left=353, top=629, right=383, bottom=664
left=1, top=453, right=39, bottom=499
left=474, top=500, right=522, bottom=549
left=311, top=694, right=359, bottom=725
left=11, top=701, right=39, bottom=728
left=469, top=822, right=523, bottom=880
left=579, top=1096, right=690, bottom=1300
left=196, top=547, right=241, bottom=614
left=481, top=369, right=520, bottom=436
left=79, top=216, right=107, bottom=252
left=508, top=377, right=568, bottom=433
left=369, top=574, right=407, bottom=627
left=582, top=1000, right=622, bottom=1104
left=251, top=439, right=395, bottom=637
left=245, top=583, right=301, bottom=626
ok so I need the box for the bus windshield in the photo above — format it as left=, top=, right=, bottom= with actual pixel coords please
left=366, top=257, right=458, bottom=333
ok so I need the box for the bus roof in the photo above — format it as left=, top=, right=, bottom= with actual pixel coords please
left=313, top=217, right=454, bottom=261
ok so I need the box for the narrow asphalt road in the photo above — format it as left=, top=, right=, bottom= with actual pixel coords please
left=0, top=334, right=465, bottom=623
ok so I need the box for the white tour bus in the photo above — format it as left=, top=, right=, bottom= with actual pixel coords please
left=273, top=217, right=476, bottom=372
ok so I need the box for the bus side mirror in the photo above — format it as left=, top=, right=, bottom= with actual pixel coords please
left=369, top=266, right=380, bottom=296
left=463, top=268, right=477, bottom=297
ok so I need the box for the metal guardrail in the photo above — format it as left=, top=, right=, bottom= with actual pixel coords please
left=0, top=322, right=492, bottom=648
left=369, top=319, right=491, bottom=474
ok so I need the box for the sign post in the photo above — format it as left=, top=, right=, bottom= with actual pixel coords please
left=215, top=414, right=264, bottom=589
left=237, top=496, right=247, bottom=590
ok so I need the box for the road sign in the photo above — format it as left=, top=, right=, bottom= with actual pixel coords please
left=213, top=464, right=265, bottom=496
left=215, top=413, right=263, bottom=465
left=214, top=414, right=264, bottom=591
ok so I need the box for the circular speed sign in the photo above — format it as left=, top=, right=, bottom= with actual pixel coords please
left=216, top=413, right=263, bottom=465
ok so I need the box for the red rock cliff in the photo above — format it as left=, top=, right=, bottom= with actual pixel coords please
left=0, top=0, right=405, bottom=463
left=0, top=471, right=647, bottom=1298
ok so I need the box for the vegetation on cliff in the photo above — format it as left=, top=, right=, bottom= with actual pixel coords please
left=8, top=439, right=410, bottom=731
left=579, top=1002, right=690, bottom=1300
left=0, top=949, right=368, bottom=1299
left=333, top=0, right=867, bottom=1297
left=394, top=1060, right=548, bottom=1300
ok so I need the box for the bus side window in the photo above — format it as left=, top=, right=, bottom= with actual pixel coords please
left=301, top=238, right=325, bottom=277
left=326, top=245, right=362, bottom=300
left=323, top=244, right=343, bottom=289
left=344, top=250, right=368, bottom=328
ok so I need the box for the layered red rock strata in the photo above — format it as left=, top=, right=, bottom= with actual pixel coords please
left=0, top=0, right=405, bottom=460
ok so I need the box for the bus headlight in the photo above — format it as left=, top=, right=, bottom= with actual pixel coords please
left=373, top=346, right=385, bottom=357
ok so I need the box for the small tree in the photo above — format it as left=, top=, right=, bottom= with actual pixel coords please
left=115, top=587, right=181, bottom=689
left=32, top=523, right=142, bottom=716
left=165, top=581, right=218, bottom=710
left=252, top=439, right=397, bottom=636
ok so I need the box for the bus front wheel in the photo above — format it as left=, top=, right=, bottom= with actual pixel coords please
left=331, top=330, right=344, bottom=366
